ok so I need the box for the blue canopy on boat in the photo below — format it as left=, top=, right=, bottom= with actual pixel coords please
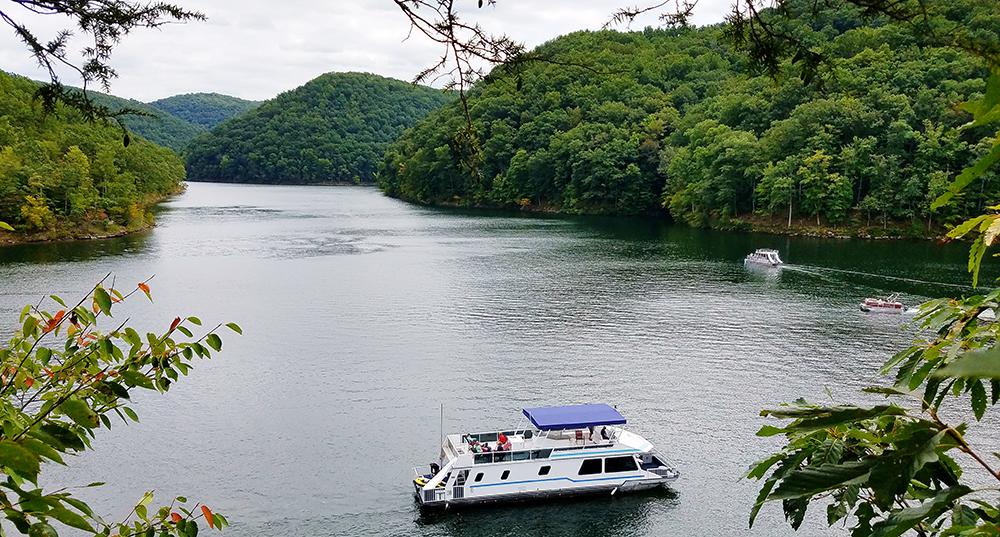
left=522, top=404, right=626, bottom=430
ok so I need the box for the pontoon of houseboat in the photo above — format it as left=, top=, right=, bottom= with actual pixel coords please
left=860, top=294, right=905, bottom=313
left=412, top=403, right=679, bottom=509
left=744, top=248, right=784, bottom=267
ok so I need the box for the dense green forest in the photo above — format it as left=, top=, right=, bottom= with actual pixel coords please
left=0, top=70, right=185, bottom=240
left=184, top=72, right=453, bottom=184
left=378, top=3, right=1000, bottom=236
left=150, top=92, right=260, bottom=129
left=87, top=91, right=205, bottom=153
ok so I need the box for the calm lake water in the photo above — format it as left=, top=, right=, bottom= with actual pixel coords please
left=0, top=182, right=994, bottom=536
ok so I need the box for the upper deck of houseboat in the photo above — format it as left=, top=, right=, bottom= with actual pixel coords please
left=439, top=404, right=652, bottom=465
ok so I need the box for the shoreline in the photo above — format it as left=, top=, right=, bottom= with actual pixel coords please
left=401, top=196, right=950, bottom=242
left=0, top=185, right=186, bottom=247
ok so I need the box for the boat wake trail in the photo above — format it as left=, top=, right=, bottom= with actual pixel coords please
left=785, top=264, right=974, bottom=291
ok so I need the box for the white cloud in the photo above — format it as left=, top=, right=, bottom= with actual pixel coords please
left=0, top=0, right=730, bottom=102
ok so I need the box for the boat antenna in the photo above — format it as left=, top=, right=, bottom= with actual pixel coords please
left=439, top=403, right=444, bottom=448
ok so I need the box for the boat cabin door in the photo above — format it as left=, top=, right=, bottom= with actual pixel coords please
left=452, top=469, right=468, bottom=500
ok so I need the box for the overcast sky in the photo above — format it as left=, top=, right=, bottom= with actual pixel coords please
left=0, top=1, right=730, bottom=103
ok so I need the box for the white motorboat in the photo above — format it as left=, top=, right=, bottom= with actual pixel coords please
left=744, top=248, right=783, bottom=267
left=860, top=294, right=905, bottom=313
left=412, top=403, right=679, bottom=509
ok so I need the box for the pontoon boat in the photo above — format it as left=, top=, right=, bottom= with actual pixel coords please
left=860, top=294, right=905, bottom=313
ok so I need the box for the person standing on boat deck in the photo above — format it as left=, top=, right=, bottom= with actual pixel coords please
left=588, top=426, right=595, bottom=442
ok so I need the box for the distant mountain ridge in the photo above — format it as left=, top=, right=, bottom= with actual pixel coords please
left=87, top=91, right=204, bottom=153
left=150, top=93, right=260, bottom=130
left=183, top=72, right=454, bottom=184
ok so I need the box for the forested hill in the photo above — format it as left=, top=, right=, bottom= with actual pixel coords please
left=0, top=70, right=185, bottom=241
left=183, top=72, right=453, bottom=184
left=88, top=91, right=205, bottom=153
left=379, top=3, right=999, bottom=236
left=150, top=93, right=260, bottom=129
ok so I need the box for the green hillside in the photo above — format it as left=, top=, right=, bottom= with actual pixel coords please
left=0, top=71, right=185, bottom=241
left=378, top=2, right=999, bottom=236
left=150, top=93, right=260, bottom=129
left=184, top=72, right=454, bottom=184
left=88, top=91, right=205, bottom=153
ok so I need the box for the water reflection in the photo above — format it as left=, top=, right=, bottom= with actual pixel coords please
left=0, top=231, right=152, bottom=266
left=418, top=489, right=679, bottom=537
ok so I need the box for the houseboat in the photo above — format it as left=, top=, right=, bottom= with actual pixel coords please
left=860, top=294, right=905, bottom=313
left=412, top=403, right=679, bottom=509
left=744, top=248, right=784, bottom=267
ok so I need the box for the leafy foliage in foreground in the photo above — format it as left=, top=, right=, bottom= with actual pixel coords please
left=378, top=2, right=999, bottom=231
left=149, top=93, right=260, bottom=130
left=0, top=276, right=241, bottom=535
left=749, top=31, right=1000, bottom=536
left=184, top=72, right=453, bottom=184
left=0, top=71, right=185, bottom=236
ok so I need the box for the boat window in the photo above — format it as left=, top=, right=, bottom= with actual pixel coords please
left=474, top=454, right=492, bottom=465
left=479, top=432, right=498, bottom=443
left=500, top=470, right=510, bottom=480
left=512, top=450, right=530, bottom=461
left=578, top=458, right=602, bottom=476
left=530, top=449, right=552, bottom=459
left=494, top=452, right=511, bottom=463
left=455, top=470, right=468, bottom=485
left=474, top=472, right=483, bottom=482
left=538, top=466, right=551, bottom=476
left=604, top=456, right=638, bottom=473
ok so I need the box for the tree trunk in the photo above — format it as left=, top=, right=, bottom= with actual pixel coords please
left=787, top=194, right=793, bottom=228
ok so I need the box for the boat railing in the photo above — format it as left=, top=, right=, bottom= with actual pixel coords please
left=462, top=429, right=533, bottom=444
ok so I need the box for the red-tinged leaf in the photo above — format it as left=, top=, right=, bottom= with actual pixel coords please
left=138, top=282, right=152, bottom=302
left=170, top=512, right=182, bottom=523
left=201, top=505, right=214, bottom=529
left=169, top=317, right=181, bottom=332
left=24, top=377, right=33, bottom=388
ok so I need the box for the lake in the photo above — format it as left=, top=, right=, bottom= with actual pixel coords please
left=0, top=182, right=993, bottom=536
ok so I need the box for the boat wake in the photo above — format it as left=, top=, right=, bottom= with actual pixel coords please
left=781, top=264, right=974, bottom=291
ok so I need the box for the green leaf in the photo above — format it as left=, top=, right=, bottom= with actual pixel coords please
left=971, top=379, right=987, bottom=420
left=870, top=486, right=972, bottom=537
left=946, top=214, right=989, bottom=239
left=59, top=398, right=98, bottom=428
left=27, top=522, right=57, bottom=537
left=763, top=405, right=906, bottom=432
left=23, top=438, right=65, bottom=465
left=206, top=334, right=222, bottom=352
left=0, top=221, right=13, bottom=231
left=120, top=370, right=154, bottom=390
left=936, top=347, right=1000, bottom=379
left=768, top=460, right=874, bottom=500
left=0, top=440, right=40, bottom=479
left=46, top=505, right=95, bottom=533
left=747, top=453, right=784, bottom=479
left=186, top=316, right=202, bottom=326
left=225, top=322, right=243, bottom=335
left=756, top=425, right=784, bottom=437
left=932, top=141, right=1000, bottom=209
left=22, top=315, right=38, bottom=335
left=750, top=478, right=777, bottom=528
left=38, top=423, right=85, bottom=451
left=93, top=287, right=113, bottom=316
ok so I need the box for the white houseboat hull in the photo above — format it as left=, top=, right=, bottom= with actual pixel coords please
left=412, top=404, right=679, bottom=510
